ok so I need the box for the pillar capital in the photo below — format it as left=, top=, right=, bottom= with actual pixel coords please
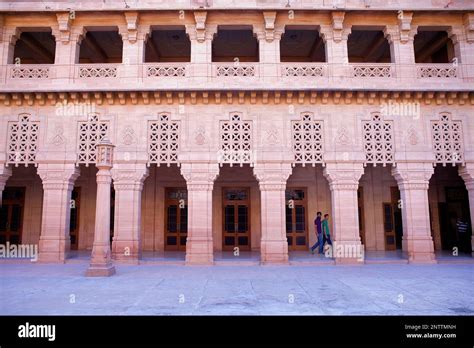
left=458, top=162, right=474, bottom=189
left=448, top=25, right=467, bottom=46
left=323, top=162, right=364, bottom=191
left=111, top=164, right=148, bottom=191
left=180, top=162, right=219, bottom=191
left=118, top=11, right=139, bottom=43
left=463, top=13, right=474, bottom=43
left=37, top=163, right=80, bottom=190
left=391, top=162, right=434, bottom=190
left=53, top=12, right=73, bottom=43
left=253, top=162, right=292, bottom=191
left=0, top=165, right=12, bottom=204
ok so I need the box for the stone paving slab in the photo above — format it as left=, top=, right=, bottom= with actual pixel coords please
left=0, top=263, right=472, bottom=315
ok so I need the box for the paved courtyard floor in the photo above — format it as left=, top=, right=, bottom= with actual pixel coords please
left=1, top=262, right=473, bottom=315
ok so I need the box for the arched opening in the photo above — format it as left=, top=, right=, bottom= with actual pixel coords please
left=348, top=28, right=391, bottom=63
left=213, top=164, right=260, bottom=264
left=12, top=29, right=55, bottom=64
left=212, top=26, right=259, bottom=62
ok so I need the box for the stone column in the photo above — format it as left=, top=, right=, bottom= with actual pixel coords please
left=458, top=163, right=474, bottom=256
left=384, top=18, right=417, bottom=82
left=323, top=162, right=365, bottom=264
left=0, top=165, right=12, bottom=205
left=320, top=12, right=351, bottom=80
left=255, top=12, right=282, bottom=82
left=181, top=162, right=219, bottom=265
left=254, top=163, right=292, bottom=264
left=0, top=26, right=19, bottom=83
left=391, top=162, right=436, bottom=263
left=186, top=12, right=216, bottom=82
left=86, top=139, right=115, bottom=276
left=37, top=163, right=80, bottom=263
left=52, top=12, right=78, bottom=82
left=119, top=12, right=147, bottom=80
left=111, top=164, right=148, bottom=263
left=449, top=20, right=474, bottom=82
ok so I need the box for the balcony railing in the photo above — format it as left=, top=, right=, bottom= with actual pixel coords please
left=1, top=62, right=471, bottom=91
left=416, top=63, right=459, bottom=79
left=76, top=64, right=119, bottom=78
left=351, top=64, right=394, bottom=78
left=9, top=64, right=52, bottom=79
left=143, top=63, right=188, bottom=78
left=213, top=63, right=259, bottom=77
left=281, top=63, right=327, bottom=77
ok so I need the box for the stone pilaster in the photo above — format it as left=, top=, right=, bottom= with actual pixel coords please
left=52, top=12, right=77, bottom=81
left=37, top=163, right=80, bottom=263
left=255, top=11, right=282, bottom=81
left=186, top=12, right=216, bottom=81
left=391, top=162, right=436, bottom=263
left=0, top=26, right=20, bottom=82
left=449, top=22, right=474, bottom=81
left=181, top=162, right=219, bottom=265
left=0, top=165, right=12, bottom=205
left=254, top=163, right=292, bottom=264
left=86, top=140, right=116, bottom=276
left=323, top=162, right=365, bottom=264
left=111, top=164, right=148, bottom=263
left=458, top=163, right=474, bottom=256
left=320, top=12, right=351, bottom=79
left=384, top=18, right=417, bottom=80
left=119, top=12, right=148, bottom=80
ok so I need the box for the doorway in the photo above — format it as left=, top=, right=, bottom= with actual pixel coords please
left=164, top=188, right=188, bottom=251
left=0, top=187, right=25, bottom=244
left=285, top=188, right=308, bottom=250
left=222, top=187, right=250, bottom=251
left=69, top=187, right=81, bottom=250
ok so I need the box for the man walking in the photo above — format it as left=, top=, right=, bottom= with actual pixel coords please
left=322, top=214, right=333, bottom=248
left=310, top=212, right=323, bottom=254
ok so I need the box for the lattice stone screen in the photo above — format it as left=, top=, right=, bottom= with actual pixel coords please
left=220, top=114, right=253, bottom=166
left=363, top=114, right=394, bottom=166
left=292, top=114, right=323, bottom=166
left=76, top=114, right=109, bottom=166
left=432, top=114, right=464, bottom=165
left=148, top=114, right=179, bottom=166
left=7, top=114, right=39, bottom=166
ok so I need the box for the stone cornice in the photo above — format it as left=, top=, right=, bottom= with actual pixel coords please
left=1, top=90, right=472, bottom=107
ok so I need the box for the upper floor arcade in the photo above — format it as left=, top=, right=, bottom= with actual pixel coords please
left=0, top=9, right=473, bottom=92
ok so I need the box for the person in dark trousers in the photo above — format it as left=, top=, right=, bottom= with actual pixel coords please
left=310, top=212, right=323, bottom=254
left=322, top=213, right=333, bottom=248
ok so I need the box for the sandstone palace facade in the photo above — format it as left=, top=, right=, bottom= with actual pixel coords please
left=0, top=0, right=473, bottom=273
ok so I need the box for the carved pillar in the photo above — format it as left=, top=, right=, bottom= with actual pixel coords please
left=458, top=163, right=474, bottom=256
left=323, top=162, right=365, bottom=264
left=0, top=165, right=12, bottom=205
left=119, top=12, right=147, bottom=80
left=86, top=139, right=116, bottom=276
left=181, top=162, right=219, bottom=265
left=111, top=164, right=148, bottom=263
left=52, top=12, right=77, bottom=81
left=384, top=17, right=417, bottom=81
left=254, top=163, right=292, bottom=264
left=255, top=11, right=282, bottom=81
left=449, top=20, right=474, bottom=81
left=37, top=163, right=80, bottom=263
left=186, top=12, right=216, bottom=81
left=0, top=27, right=20, bottom=83
left=391, top=162, right=436, bottom=263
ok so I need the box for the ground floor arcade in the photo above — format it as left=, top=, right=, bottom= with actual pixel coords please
left=0, top=161, right=473, bottom=266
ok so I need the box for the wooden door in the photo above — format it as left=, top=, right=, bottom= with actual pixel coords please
left=285, top=188, right=308, bottom=250
left=165, top=188, right=188, bottom=251
left=222, top=188, right=250, bottom=251
left=0, top=187, right=25, bottom=244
